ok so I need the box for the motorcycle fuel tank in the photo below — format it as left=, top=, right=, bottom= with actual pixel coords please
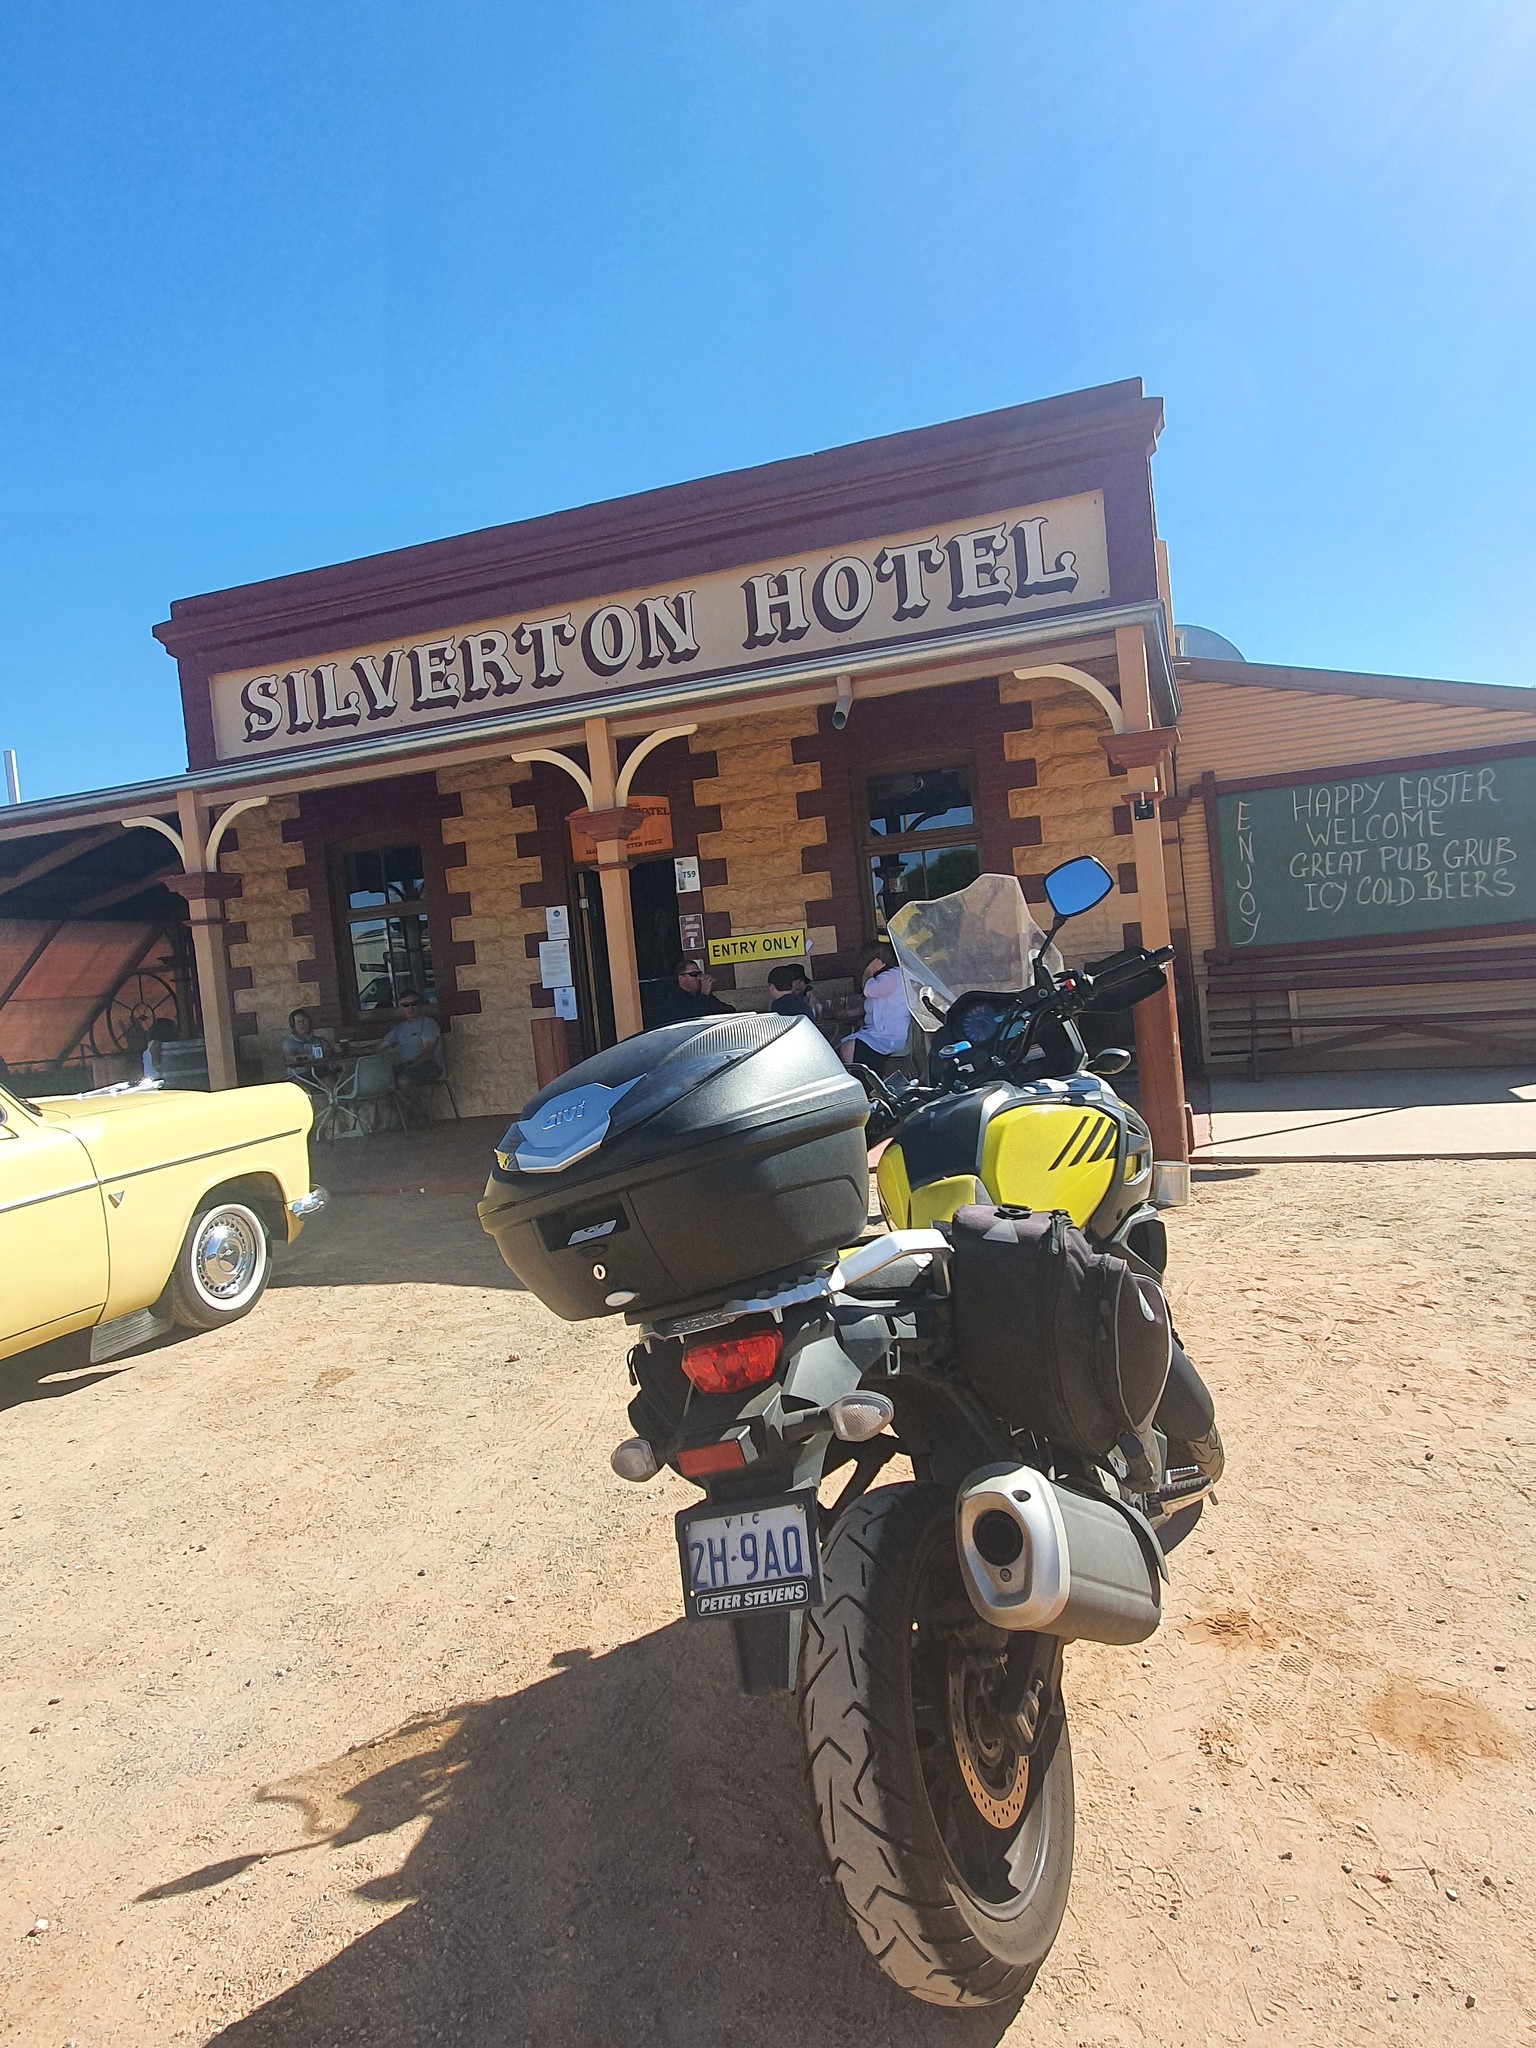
left=877, top=1076, right=1152, bottom=1234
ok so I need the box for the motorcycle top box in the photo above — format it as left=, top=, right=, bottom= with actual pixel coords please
left=479, top=1013, right=871, bottom=1321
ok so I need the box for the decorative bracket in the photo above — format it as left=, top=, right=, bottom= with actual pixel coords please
left=1011, top=664, right=1125, bottom=735
left=122, top=793, right=271, bottom=874
left=615, top=724, right=697, bottom=806
left=205, top=795, right=268, bottom=867
left=511, top=747, right=595, bottom=806
left=121, top=814, right=187, bottom=864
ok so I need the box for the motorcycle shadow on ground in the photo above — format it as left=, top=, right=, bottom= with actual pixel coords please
left=191, top=1621, right=1019, bottom=2048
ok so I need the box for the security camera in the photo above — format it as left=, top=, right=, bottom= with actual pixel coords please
left=831, top=677, right=853, bottom=730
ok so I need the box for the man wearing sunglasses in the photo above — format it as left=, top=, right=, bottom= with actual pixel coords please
left=381, top=988, right=444, bottom=1109
left=656, top=955, right=731, bottom=1027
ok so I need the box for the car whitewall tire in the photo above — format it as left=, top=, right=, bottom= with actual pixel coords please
left=169, top=1200, right=271, bottom=1332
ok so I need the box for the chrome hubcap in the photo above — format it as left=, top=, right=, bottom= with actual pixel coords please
left=195, top=1211, right=261, bottom=1301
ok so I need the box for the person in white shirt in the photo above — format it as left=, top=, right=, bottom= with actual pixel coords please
left=141, top=1019, right=177, bottom=1081
left=840, top=944, right=911, bottom=1076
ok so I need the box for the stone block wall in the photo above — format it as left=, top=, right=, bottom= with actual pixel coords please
left=213, top=683, right=1137, bottom=1090
left=999, top=675, right=1135, bottom=962
left=435, top=758, right=545, bottom=1117
left=693, top=709, right=836, bottom=992
left=222, top=797, right=313, bottom=1074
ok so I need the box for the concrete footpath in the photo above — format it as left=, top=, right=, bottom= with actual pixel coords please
left=1192, top=1066, right=1536, bottom=1162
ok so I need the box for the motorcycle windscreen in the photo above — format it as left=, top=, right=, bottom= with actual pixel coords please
left=886, top=873, right=1060, bottom=1032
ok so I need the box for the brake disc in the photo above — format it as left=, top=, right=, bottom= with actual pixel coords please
left=946, top=1653, right=1030, bottom=1830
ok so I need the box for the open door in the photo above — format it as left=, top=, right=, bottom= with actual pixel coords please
left=573, top=857, right=682, bottom=1051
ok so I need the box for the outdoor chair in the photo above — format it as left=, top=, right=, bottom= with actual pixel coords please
left=396, top=1048, right=460, bottom=1130
left=322, top=1052, right=405, bottom=1139
left=427, top=1057, right=460, bottom=1122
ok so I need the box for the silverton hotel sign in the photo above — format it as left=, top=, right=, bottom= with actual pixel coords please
left=211, top=491, right=1110, bottom=761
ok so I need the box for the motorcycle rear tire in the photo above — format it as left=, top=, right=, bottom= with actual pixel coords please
left=800, top=1483, right=1074, bottom=2007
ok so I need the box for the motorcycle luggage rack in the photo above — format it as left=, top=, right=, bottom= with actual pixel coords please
left=638, top=1231, right=952, bottom=1342
left=833, top=1230, right=951, bottom=1295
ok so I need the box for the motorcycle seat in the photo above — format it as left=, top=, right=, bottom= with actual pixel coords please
left=838, top=1254, right=935, bottom=1302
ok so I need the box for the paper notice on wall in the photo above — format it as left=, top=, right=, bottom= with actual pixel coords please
left=552, top=984, right=578, bottom=1020
left=544, top=905, right=570, bottom=940
left=538, top=940, right=572, bottom=988
left=673, top=855, right=701, bottom=895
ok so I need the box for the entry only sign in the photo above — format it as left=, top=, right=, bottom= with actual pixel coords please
left=1213, top=749, right=1536, bottom=949
left=707, top=928, right=807, bottom=967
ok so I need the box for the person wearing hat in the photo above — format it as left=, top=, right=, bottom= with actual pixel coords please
left=766, top=962, right=817, bottom=1019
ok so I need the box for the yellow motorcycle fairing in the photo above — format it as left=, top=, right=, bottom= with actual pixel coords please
left=876, top=1076, right=1153, bottom=1237
left=873, top=1153, right=987, bottom=1231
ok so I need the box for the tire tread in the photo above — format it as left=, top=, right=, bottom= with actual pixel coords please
left=799, top=1483, right=1072, bottom=2008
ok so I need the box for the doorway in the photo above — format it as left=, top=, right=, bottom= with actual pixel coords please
left=573, top=856, right=682, bottom=1051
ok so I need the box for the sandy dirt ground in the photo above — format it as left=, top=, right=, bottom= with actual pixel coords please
left=2, top=1160, right=1534, bottom=2048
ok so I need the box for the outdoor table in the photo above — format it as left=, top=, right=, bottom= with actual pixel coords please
left=294, top=1057, right=360, bottom=1141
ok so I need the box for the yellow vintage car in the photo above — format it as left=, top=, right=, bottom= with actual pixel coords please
left=0, top=1076, right=325, bottom=1364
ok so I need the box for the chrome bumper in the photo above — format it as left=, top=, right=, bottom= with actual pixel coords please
left=289, top=1187, right=328, bottom=1218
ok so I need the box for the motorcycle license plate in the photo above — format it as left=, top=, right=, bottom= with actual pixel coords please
left=675, top=1491, right=822, bottom=1621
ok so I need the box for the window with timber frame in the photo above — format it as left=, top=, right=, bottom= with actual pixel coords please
left=861, top=756, right=983, bottom=934
left=332, top=840, right=438, bottom=1016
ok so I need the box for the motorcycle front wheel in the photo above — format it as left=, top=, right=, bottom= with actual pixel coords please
left=800, top=1483, right=1074, bottom=2007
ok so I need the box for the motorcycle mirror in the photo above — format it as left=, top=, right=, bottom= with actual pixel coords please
left=1043, top=856, right=1114, bottom=920
left=1086, top=1046, right=1132, bottom=1076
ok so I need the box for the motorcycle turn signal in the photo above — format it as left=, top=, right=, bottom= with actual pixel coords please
left=610, top=1437, right=660, bottom=1482
left=826, top=1391, right=895, bottom=1442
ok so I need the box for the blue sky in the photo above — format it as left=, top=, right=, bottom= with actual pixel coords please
left=2, top=1, right=1533, bottom=799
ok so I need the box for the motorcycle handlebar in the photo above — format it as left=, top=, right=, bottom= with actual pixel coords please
left=1086, top=943, right=1174, bottom=993
left=858, top=946, right=1175, bottom=1131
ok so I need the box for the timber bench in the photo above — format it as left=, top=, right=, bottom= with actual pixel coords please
left=1202, top=943, right=1536, bottom=1076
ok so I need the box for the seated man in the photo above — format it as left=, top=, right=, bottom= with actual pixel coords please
left=656, top=957, right=731, bottom=1026
left=381, top=990, right=443, bottom=1114
left=766, top=962, right=817, bottom=1018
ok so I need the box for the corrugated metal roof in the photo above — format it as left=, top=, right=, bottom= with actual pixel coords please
left=1177, top=657, right=1536, bottom=712
left=0, top=920, right=161, bottom=1066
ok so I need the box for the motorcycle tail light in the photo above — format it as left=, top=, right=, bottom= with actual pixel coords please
left=680, top=1328, right=783, bottom=1395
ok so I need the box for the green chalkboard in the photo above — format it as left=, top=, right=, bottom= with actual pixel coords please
left=1214, top=750, right=1536, bottom=949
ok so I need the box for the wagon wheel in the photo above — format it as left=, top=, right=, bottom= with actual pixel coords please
left=92, top=970, right=179, bottom=1057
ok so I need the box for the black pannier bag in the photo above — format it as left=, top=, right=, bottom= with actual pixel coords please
left=949, top=1203, right=1172, bottom=1464
left=479, top=1014, right=870, bottom=1322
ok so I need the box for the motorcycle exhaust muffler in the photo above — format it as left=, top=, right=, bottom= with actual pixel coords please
left=955, top=1464, right=1164, bottom=1646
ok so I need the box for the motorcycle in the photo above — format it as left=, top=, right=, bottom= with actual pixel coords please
left=479, top=855, right=1223, bottom=2008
